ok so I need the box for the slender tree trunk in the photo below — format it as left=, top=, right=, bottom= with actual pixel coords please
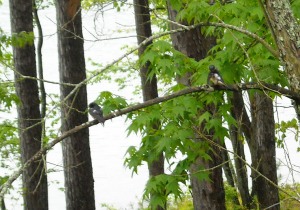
left=250, top=92, right=279, bottom=209
left=9, top=0, right=48, bottom=209
left=221, top=141, right=236, bottom=188
left=0, top=198, right=5, bottom=210
left=167, top=3, right=225, bottom=210
left=229, top=124, right=252, bottom=208
left=229, top=91, right=252, bottom=208
left=220, top=140, right=240, bottom=206
left=33, top=0, right=47, bottom=131
left=133, top=1, right=165, bottom=209
left=56, top=0, right=95, bottom=209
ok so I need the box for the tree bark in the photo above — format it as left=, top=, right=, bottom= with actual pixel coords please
left=256, top=2, right=300, bottom=207
left=56, top=0, right=95, bottom=209
left=220, top=140, right=240, bottom=206
left=262, top=0, right=300, bottom=119
left=0, top=198, right=5, bottom=210
left=167, top=3, right=225, bottom=210
left=9, top=0, right=48, bottom=209
left=229, top=91, right=252, bottom=208
left=250, top=92, right=279, bottom=209
left=190, top=146, right=225, bottom=210
left=220, top=141, right=236, bottom=188
left=133, top=1, right=165, bottom=209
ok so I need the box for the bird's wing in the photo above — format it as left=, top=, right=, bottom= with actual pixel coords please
left=89, top=108, right=105, bottom=124
left=92, top=108, right=102, bottom=115
left=213, top=73, right=222, bottom=81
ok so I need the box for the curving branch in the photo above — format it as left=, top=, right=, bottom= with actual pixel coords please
left=4, top=18, right=279, bottom=111
left=0, top=82, right=299, bottom=201
left=33, top=0, right=47, bottom=144
left=153, top=12, right=279, bottom=58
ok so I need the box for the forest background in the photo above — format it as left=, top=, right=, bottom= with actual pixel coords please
left=0, top=0, right=300, bottom=209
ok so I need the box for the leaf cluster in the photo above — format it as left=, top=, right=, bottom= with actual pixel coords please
left=275, top=119, right=299, bottom=149
left=82, top=0, right=126, bottom=11
left=95, top=91, right=128, bottom=114
left=11, top=31, right=34, bottom=48
left=123, top=0, right=297, bottom=207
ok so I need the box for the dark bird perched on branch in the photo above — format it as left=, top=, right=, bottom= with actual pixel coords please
left=207, top=65, right=227, bottom=87
left=89, top=102, right=105, bottom=125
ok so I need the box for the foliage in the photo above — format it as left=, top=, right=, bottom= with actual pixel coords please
left=87, top=47, right=139, bottom=92
left=95, top=91, right=128, bottom=114
left=275, top=119, right=299, bottom=149
left=0, top=120, right=19, bottom=166
left=0, top=28, right=20, bottom=188
left=279, top=183, right=300, bottom=210
left=167, top=191, right=193, bottom=210
left=82, top=0, right=126, bottom=11
left=10, top=31, right=35, bottom=48
left=0, top=81, right=19, bottom=111
left=0, top=0, right=299, bottom=209
left=224, top=182, right=245, bottom=210
left=122, top=0, right=298, bottom=209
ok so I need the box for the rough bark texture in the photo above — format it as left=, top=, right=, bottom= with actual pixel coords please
left=220, top=141, right=236, bottom=188
left=220, top=140, right=240, bottom=206
left=250, top=92, right=279, bottom=209
left=258, top=0, right=300, bottom=209
left=56, top=0, right=95, bottom=209
left=189, top=104, right=225, bottom=210
left=190, top=144, right=225, bottom=210
left=229, top=125, right=249, bottom=206
left=259, top=2, right=299, bottom=207
left=9, top=0, right=48, bottom=209
left=263, top=0, right=300, bottom=119
left=167, top=3, right=225, bottom=210
left=133, top=1, right=165, bottom=209
left=229, top=91, right=252, bottom=208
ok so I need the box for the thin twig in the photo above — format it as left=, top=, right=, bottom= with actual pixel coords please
left=1, top=82, right=300, bottom=201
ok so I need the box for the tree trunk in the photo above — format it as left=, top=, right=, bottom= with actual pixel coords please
left=0, top=198, right=5, bottom=210
left=262, top=0, right=300, bottom=119
left=133, top=1, right=165, bottom=209
left=229, top=124, right=252, bottom=208
left=229, top=91, right=252, bottom=208
left=9, top=0, right=48, bottom=209
left=250, top=92, right=279, bottom=209
left=220, top=140, right=240, bottom=206
left=220, top=141, right=236, bottom=188
left=56, top=0, right=95, bottom=209
left=167, top=3, right=225, bottom=210
left=258, top=2, right=299, bottom=207
left=190, top=153, right=225, bottom=209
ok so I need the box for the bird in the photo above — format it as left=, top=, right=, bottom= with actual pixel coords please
left=88, top=102, right=105, bottom=125
left=207, top=65, right=226, bottom=86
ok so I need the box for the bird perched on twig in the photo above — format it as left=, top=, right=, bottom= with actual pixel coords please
left=89, top=102, right=105, bottom=125
left=207, top=65, right=226, bottom=87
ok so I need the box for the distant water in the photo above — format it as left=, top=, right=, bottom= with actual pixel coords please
left=0, top=0, right=148, bottom=209
left=1, top=0, right=299, bottom=209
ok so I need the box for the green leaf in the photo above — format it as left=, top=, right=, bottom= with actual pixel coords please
left=191, top=167, right=210, bottom=183
left=198, top=111, right=211, bottom=125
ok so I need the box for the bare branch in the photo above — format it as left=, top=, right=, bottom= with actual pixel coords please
left=154, top=12, right=279, bottom=58
left=0, top=82, right=299, bottom=200
left=196, top=133, right=300, bottom=203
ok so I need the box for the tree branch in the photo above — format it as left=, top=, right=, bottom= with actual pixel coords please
left=0, top=82, right=299, bottom=201
left=153, top=12, right=279, bottom=57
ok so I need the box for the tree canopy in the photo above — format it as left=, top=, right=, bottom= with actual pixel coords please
left=0, top=0, right=300, bottom=209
